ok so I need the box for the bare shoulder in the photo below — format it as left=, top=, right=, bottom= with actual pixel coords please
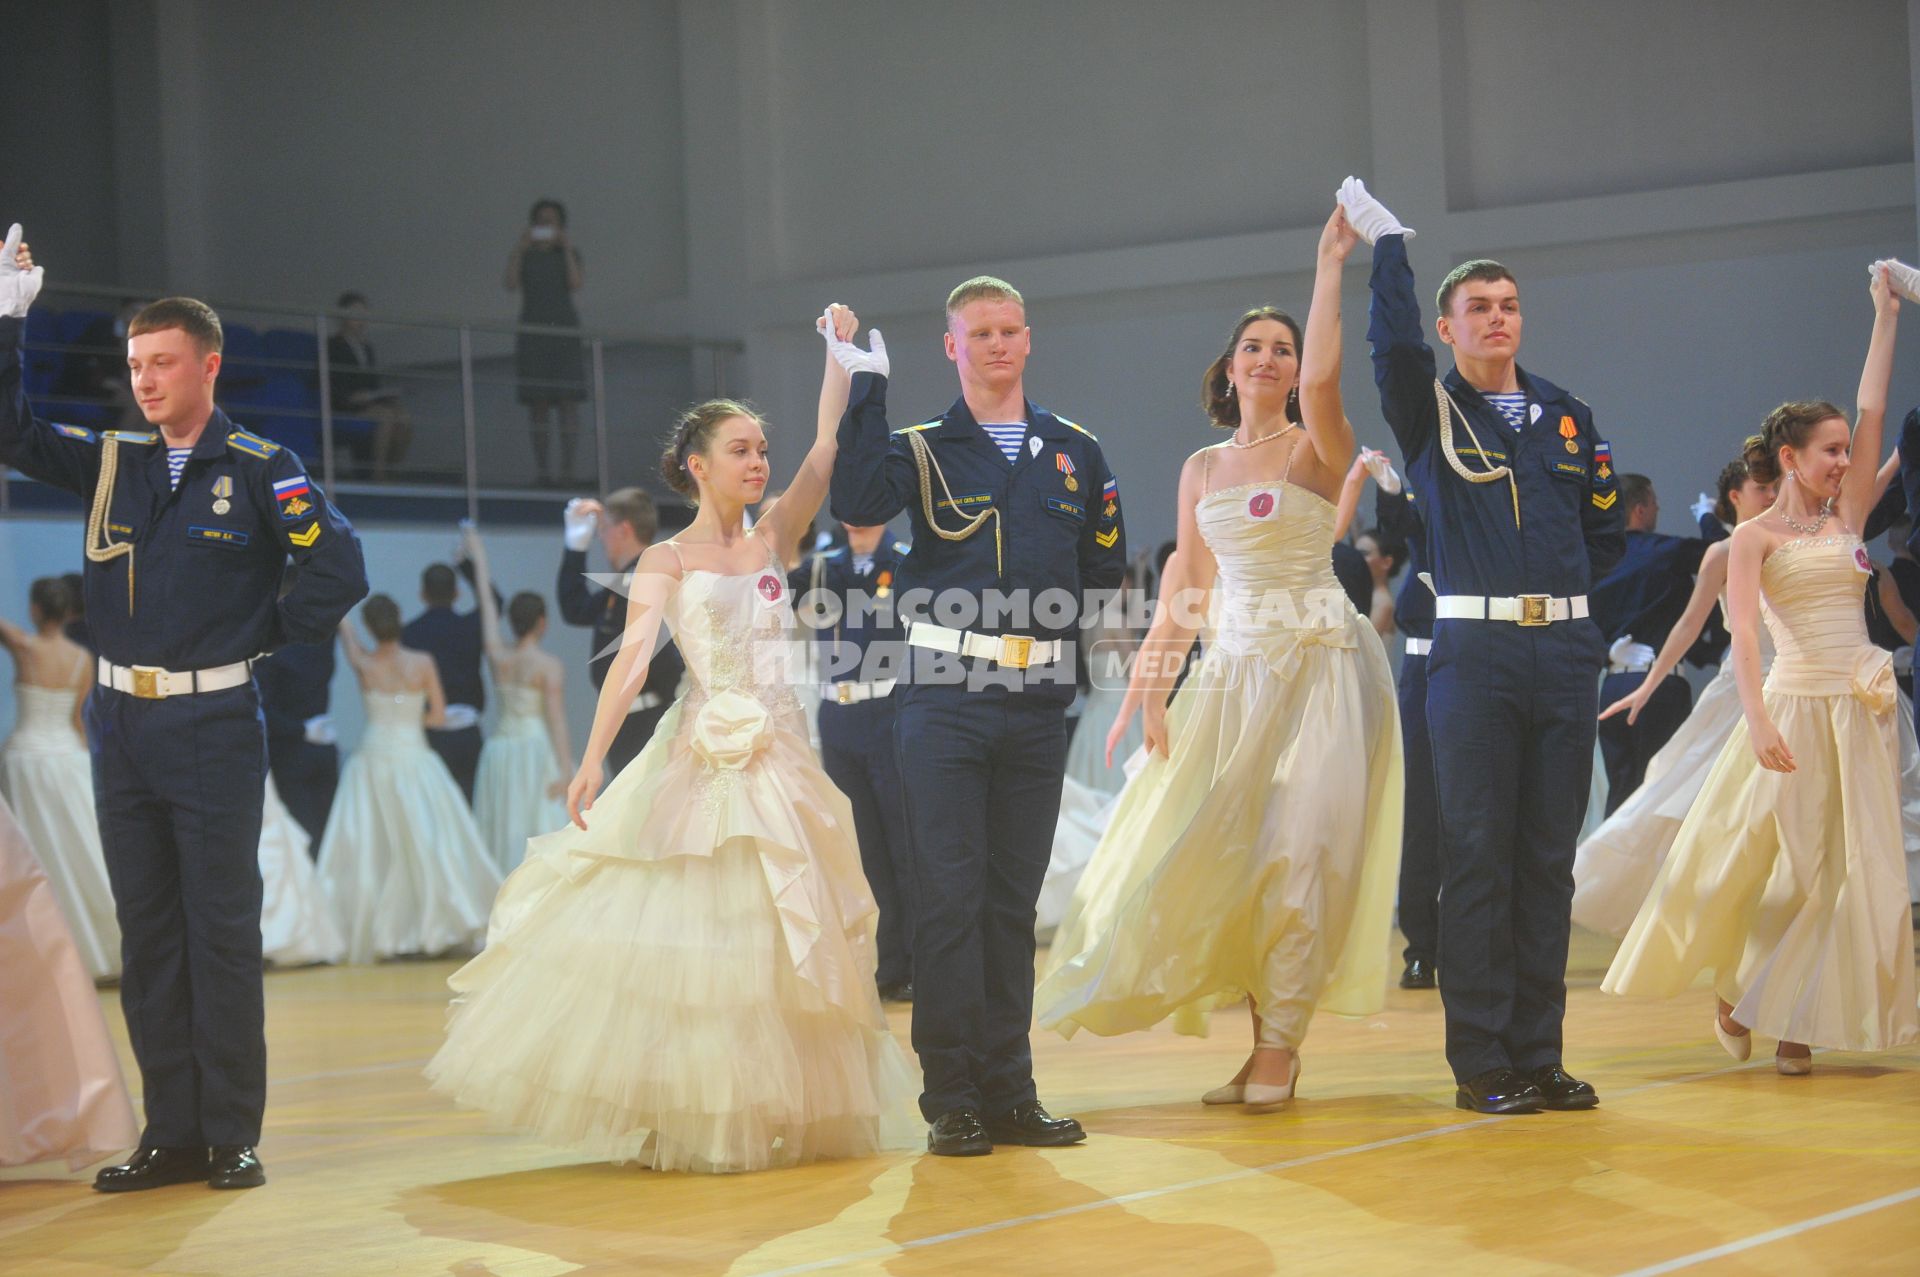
left=1729, top=517, right=1782, bottom=560
left=635, top=540, right=685, bottom=579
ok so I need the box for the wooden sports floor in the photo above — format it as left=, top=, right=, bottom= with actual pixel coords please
left=5, top=928, right=1917, bottom=1277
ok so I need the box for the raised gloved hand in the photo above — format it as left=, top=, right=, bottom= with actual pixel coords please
left=562, top=497, right=599, bottom=551
left=0, top=224, right=44, bottom=319
left=1871, top=257, right=1920, bottom=304
left=1336, top=178, right=1414, bottom=245
left=1360, top=447, right=1403, bottom=495
left=821, top=317, right=889, bottom=379
left=1690, top=491, right=1717, bottom=523
left=1609, top=635, right=1656, bottom=671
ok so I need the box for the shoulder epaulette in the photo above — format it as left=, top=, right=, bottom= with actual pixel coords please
left=1056, top=416, right=1099, bottom=443
left=892, top=540, right=911, bottom=555
left=52, top=422, right=98, bottom=444
left=891, top=419, right=941, bottom=435
left=102, top=430, right=158, bottom=445
left=821, top=546, right=847, bottom=559
left=226, top=429, right=282, bottom=458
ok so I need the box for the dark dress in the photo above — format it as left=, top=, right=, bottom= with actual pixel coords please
left=514, top=245, right=586, bottom=406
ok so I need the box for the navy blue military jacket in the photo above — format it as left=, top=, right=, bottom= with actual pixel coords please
left=1367, top=236, right=1624, bottom=607
left=402, top=606, right=487, bottom=711
left=829, top=372, right=1127, bottom=648
left=253, top=640, right=336, bottom=739
left=1589, top=530, right=1707, bottom=650
left=789, top=537, right=911, bottom=684
left=1374, top=487, right=1433, bottom=640
left=0, top=317, right=367, bottom=668
left=557, top=548, right=684, bottom=699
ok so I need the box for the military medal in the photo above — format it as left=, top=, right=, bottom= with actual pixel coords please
left=1056, top=452, right=1078, bottom=491
left=875, top=569, right=892, bottom=599
left=211, top=475, right=233, bottom=515
left=1559, top=415, right=1579, bottom=454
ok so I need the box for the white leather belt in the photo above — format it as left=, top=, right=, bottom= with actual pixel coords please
left=907, top=622, right=1062, bottom=670
left=1433, top=594, right=1589, bottom=626
left=1405, top=637, right=1432, bottom=656
left=624, top=691, right=666, bottom=715
left=821, top=678, right=897, bottom=705
left=98, top=656, right=251, bottom=700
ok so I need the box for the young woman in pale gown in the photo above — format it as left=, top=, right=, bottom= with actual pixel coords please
left=317, top=595, right=500, bottom=963
left=0, top=576, right=117, bottom=979
left=1035, top=204, right=1403, bottom=1108
left=462, top=523, right=572, bottom=872
left=1603, top=263, right=1916, bottom=1073
left=427, top=307, right=914, bottom=1173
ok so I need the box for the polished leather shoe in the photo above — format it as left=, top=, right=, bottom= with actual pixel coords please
left=93, top=1146, right=211, bottom=1193
left=208, top=1145, right=266, bottom=1189
left=927, top=1109, right=992, bottom=1156
left=1454, top=1068, right=1545, bottom=1115
left=878, top=981, right=914, bottom=1003
left=985, top=1100, right=1086, bottom=1146
left=1528, top=1065, right=1598, bottom=1111
left=1399, top=958, right=1436, bottom=990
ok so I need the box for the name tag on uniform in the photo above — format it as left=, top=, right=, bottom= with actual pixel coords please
left=936, top=491, right=993, bottom=512
left=1044, top=496, right=1084, bottom=520
left=1551, top=460, right=1587, bottom=479
left=188, top=525, right=250, bottom=548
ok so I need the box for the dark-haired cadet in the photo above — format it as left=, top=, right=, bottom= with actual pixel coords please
left=830, top=277, right=1127, bottom=1155
left=1346, top=178, right=1624, bottom=1115
left=1588, top=473, right=1707, bottom=814
left=403, top=560, right=496, bottom=803
left=0, top=225, right=368, bottom=1191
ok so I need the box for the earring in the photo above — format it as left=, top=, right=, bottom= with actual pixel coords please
left=1225, top=380, right=1236, bottom=397
left=1288, top=386, right=1299, bottom=405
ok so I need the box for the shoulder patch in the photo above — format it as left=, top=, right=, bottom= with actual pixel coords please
left=227, top=429, right=281, bottom=459
left=102, top=430, right=158, bottom=445
left=52, top=422, right=99, bottom=443
left=1056, top=416, right=1100, bottom=442
left=892, top=540, right=911, bottom=555
left=890, top=420, right=941, bottom=435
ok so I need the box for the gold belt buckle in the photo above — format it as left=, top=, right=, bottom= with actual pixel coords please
left=835, top=683, right=854, bottom=705
left=1516, top=594, right=1551, bottom=627
left=997, top=635, right=1034, bottom=669
left=130, top=666, right=164, bottom=699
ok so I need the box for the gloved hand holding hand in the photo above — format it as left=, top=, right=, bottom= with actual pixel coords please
left=1871, top=257, right=1920, bottom=304
left=563, top=497, right=600, bottom=551
left=1690, top=491, right=1717, bottom=523
left=1360, top=447, right=1403, bottom=495
left=0, top=224, right=44, bottom=319
left=821, top=317, right=889, bottom=379
left=1336, top=178, right=1414, bottom=245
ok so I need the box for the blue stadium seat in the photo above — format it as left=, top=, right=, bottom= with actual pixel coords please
left=22, top=309, right=60, bottom=398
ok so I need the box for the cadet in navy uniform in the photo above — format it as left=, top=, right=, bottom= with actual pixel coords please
left=0, top=227, right=367, bottom=1191
left=790, top=521, right=916, bottom=1000
left=402, top=560, right=494, bottom=802
left=253, top=592, right=340, bottom=848
left=557, top=486, right=684, bottom=776
left=1373, top=480, right=1441, bottom=990
left=1343, top=180, right=1623, bottom=1115
left=1588, top=475, right=1706, bottom=814
left=829, top=276, right=1127, bottom=1155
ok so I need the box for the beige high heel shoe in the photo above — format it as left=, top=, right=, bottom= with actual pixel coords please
left=1714, top=1008, right=1751, bottom=1062
left=1242, top=1050, right=1302, bottom=1112
left=1775, top=1045, right=1813, bottom=1076
left=1200, top=1082, right=1246, bottom=1105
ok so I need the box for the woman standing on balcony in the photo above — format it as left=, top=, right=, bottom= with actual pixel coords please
left=505, top=198, right=587, bottom=487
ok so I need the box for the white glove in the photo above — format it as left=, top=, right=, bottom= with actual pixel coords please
left=1360, top=447, right=1403, bottom=495
left=1871, top=257, right=1920, bottom=304
left=1690, top=491, right=1716, bottom=523
left=1609, top=636, right=1656, bottom=671
left=302, top=714, right=338, bottom=747
left=562, top=498, right=598, bottom=550
left=0, top=224, right=44, bottom=319
left=1336, top=178, right=1414, bottom=245
left=822, top=318, right=889, bottom=379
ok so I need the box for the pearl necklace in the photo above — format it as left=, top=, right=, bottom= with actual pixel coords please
left=1779, top=498, right=1833, bottom=536
left=1228, top=422, right=1302, bottom=450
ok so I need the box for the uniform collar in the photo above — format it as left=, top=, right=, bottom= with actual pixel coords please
left=1443, top=364, right=1571, bottom=409
left=937, top=395, right=1069, bottom=440
left=189, top=408, right=236, bottom=460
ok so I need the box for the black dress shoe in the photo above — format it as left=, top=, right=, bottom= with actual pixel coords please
left=208, top=1145, right=266, bottom=1189
left=1400, top=958, right=1436, bottom=989
left=1454, top=1068, right=1545, bottom=1115
left=1527, top=1065, right=1598, bottom=1111
left=927, top=1109, right=992, bottom=1157
left=878, top=981, right=914, bottom=1003
left=984, top=1100, right=1086, bottom=1146
left=93, top=1146, right=212, bottom=1193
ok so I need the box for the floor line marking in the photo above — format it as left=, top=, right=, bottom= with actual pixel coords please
left=1611, top=1184, right=1920, bottom=1276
